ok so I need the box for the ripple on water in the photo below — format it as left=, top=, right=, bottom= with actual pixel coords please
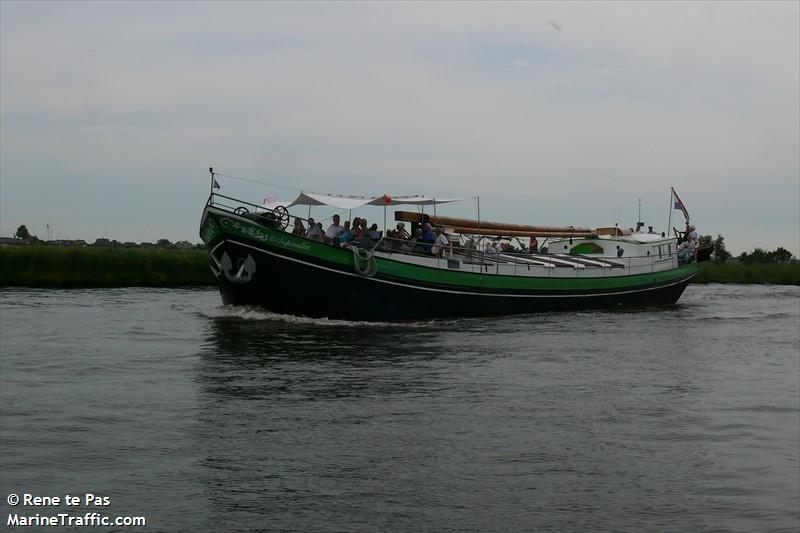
left=0, top=285, right=798, bottom=532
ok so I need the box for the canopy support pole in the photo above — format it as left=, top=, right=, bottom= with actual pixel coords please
left=476, top=196, right=481, bottom=230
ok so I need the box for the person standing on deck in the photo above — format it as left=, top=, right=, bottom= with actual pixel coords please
left=431, top=227, right=449, bottom=256
left=421, top=223, right=436, bottom=253
left=689, top=225, right=698, bottom=243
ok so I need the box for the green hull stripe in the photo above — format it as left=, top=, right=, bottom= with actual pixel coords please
left=205, top=210, right=697, bottom=291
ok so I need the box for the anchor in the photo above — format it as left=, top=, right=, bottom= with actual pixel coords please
left=210, top=251, right=256, bottom=283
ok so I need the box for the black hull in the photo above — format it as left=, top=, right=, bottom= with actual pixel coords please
left=212, top=238, right=693, bottom=321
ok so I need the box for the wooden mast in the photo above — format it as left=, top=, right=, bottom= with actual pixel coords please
left=393, top=211, right=596, bottom=237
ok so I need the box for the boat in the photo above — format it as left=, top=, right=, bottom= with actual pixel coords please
left=199, top=170, right=698, bottom=321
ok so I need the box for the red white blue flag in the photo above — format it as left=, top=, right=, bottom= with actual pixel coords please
left=672, top=188, right=689, bottom=222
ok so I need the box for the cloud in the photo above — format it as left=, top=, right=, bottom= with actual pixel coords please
left=1, top=1, right=798, bottom=253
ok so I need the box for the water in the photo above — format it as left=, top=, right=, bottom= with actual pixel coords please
left=1, top=285, right=798, bottom=532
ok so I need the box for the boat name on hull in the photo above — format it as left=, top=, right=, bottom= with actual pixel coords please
left=219, top=217, right=312, bottom=252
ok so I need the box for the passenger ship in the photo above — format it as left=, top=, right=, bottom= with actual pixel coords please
left=199, top=170, right=697, bottom=321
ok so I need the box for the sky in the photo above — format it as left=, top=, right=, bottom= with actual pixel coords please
left=1, top=1, right=798, bottom=255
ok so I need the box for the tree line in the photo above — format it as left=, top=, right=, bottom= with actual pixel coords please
left=12, top=225, right=201, bottom=249
left=699, top=235, right=794, bottom=264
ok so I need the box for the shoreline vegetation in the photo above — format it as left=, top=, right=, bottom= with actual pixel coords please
left=0, top=246, right=214, bottom=287
left=1, top=245, right=798, bottom=288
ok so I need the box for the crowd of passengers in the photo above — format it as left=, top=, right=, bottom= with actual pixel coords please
left=288, top=214, right=545, bottom=258
left=290, top=214, right=451, bottom=256
left=288, top=213, right=702, bottom=266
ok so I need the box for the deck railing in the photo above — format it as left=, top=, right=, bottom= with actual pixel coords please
left=206, top=192, right=692, bottom=278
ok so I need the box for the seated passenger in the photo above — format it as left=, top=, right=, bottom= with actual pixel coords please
left=393, top=222, right=409, bottom=239
left=291, top=218, right=305, bottom=236
left=368, top=223, right=381, bottom=240
left=326, top=214, right=345, bottom=241
left=306, top=218, right=322, bottom=240
left=338, top=221, right=352, bottom=244
left=529, top=236, right=539, bottom=254
left=401, top=228, right=423, bottom=253
left=346, top=223, right=368, bottom=248
left=388, top=223, right=407, bottom=251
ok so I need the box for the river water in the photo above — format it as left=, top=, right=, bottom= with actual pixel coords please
left=0, top=285, right=798, bottom=532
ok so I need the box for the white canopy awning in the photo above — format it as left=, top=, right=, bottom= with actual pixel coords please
left=288, top=192, right=462, bottom=210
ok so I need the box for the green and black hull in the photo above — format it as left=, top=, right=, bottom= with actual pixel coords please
left=201, top=207, right=696, bottom=321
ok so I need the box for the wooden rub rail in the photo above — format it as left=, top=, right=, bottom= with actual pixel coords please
left=394, top=211, right=595, bottom=238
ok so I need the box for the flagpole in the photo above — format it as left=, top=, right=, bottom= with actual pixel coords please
left=667, top=187, right=674, bottom=239
left=209, top=167, right=215, bottom=197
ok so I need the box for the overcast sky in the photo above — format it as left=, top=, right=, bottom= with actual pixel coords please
left=1, top=1, right=798, bottom=254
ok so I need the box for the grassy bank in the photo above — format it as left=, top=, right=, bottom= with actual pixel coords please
left=0, top=246, right=214, bottom=287
left=694, top=262, right=800, bottom=285
left=1, top=246, right=798, bottom=287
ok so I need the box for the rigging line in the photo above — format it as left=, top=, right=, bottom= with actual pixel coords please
left=213, top=172, right=301, bottom=192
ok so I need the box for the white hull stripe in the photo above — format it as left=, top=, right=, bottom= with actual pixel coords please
left=223, top=238, right=694, bottom=299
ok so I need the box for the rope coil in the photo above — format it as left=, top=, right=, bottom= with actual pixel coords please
left=351, top=247, right=377, bottom=277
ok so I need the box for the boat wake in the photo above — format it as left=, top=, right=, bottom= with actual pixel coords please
left=193, top=304, right=431, bottom=328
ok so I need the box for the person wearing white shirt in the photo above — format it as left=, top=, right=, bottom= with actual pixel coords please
left=431, top=228, right=449, bottom=256
left=326, top=214, right=345, bottom=240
